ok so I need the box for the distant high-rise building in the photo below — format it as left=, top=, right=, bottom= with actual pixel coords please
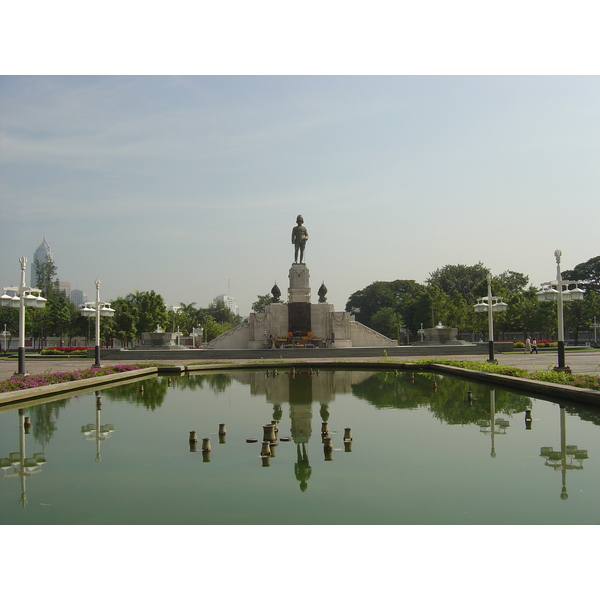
left=216, top=294, right=239, bottom=315
left=58, top=281, right=71, bottom=299
left=32, top=238, right=53, bottom=287
left=71, top=289, right=87, bottom=307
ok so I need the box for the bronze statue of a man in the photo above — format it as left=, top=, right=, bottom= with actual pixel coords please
left=291, top=214, right=309, bottom=263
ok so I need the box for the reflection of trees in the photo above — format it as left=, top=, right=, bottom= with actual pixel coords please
left=169, top=373, right=233, bottom=393
left=564, top=404, right=600, bottom=427
left=351, top=371, right=531, bottom=426
left=101, top=373, right=233, bottom=409
left=102, top=378, right=169, bottom=410
left=30, top=398, right=69, bottom=447
left=351, top=371, right=423, bottom=410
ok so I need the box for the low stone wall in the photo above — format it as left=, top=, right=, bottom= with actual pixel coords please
left=350, top=321, right=397, bottom=347
left=0, top=367, right=158, bottom=407
left=89, top=344, right=496, bottom=361
left=206, top=323, right=250, bottom=349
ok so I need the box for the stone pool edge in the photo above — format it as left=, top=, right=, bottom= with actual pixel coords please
left=184, top=360, right=600, bottom=405
left=2, top=360, right=599, bottom=408
left=0, top=367, right=159, bottom=407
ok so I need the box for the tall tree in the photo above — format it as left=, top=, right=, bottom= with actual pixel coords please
left=45, top=293, right=73, bottom=346
left=345, top=280, right=426, bottom=334
left=426, top=263, right=490, bottom=303
left=496, top=270, right=529, bottom=295
left=208, top=297, right=242, bottom=327
left=33, top=255, right=58, bottom=298
left=125, top=290, right=168, bottom=337
left=111, top=296, right=139, bottom=347
left=252, top=294, right=273, bottom=313
left=177, top=302, right=200, bottom=335
left=562, top=256, right=600, bottom=293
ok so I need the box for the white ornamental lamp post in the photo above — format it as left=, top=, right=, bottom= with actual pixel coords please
left=80, top=280, right=114, bottom=368
left=473, top=273, right=507, bottom=363
left=536, top=250, right=585, bottom=373
left=1, top=257, right=47, bottom=375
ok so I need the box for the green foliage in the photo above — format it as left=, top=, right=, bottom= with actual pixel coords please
left=523, top=370, right=600, bottom=391
left=176, top=302, right=199, bottom=335
left=406, top=358, right=600, bottom=391
left=410, top=358, right=529, bottom=378
left=206, top=297, right=242, bottom=327
left=371, top=307, right=403, bottom=340
left=45, top=293, right=73, bottom=344
left=201, top=314, right=227, bottom=342
left=34, top=255, right=58, bottom=298
left=562, top=255, right=600, bottom=293
left=426, top=262, right=490, bottom=303
left=125, top=290, right=169, bottom=336
left=345, top=279, right=426, bottom=334
left=350, top=370, right=531, bottom=425
left=252, top=293, right=273, bottom=313
left=111, top=296, right=139, bottom=346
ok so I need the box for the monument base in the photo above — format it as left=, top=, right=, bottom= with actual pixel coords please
left=208, top=260, right=397, bottom=349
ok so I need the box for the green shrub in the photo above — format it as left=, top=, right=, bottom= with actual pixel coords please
left=408, top=358, right=600, bottom=391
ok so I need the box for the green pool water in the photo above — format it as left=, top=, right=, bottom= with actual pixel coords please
left=1, top=369, right=599, bottom=525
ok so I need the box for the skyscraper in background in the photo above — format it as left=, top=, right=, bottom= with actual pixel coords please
left=216, top=294, right=239, bottom=315
left=32, top=238, right=53, bottom=287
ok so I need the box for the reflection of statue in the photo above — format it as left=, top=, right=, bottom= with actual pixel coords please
left=291, top=215, right=308, bottom=263
left=294, top=443, right=312, bottom=492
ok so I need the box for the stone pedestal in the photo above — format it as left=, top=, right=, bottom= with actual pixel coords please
left=288, top=264, right=311, bottom=303
left=213, top=261, right=396, bottom=349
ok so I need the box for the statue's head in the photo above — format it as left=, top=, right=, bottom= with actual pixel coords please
left=296, top=214, right=304, bottom=225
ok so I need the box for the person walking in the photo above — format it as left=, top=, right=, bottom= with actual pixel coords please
left=525, top=336, right=532, bottom=354
left=531, top=338, right=539, bottom=354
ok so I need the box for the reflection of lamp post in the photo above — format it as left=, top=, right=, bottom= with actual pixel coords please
left=81, top=391, right=114, bottom=462
left=1, top=257, right=47, bottom=375
left=80, top=280, right=114, bottom=368
left=473, top=273, right=507, bottom=363
left=476, top=390, right=510, bottom=457
left=539, top=405, right=588, bottom=500
left=536, top=250, right=585, bottom=373
left=0, top=408, right=48, bottom=508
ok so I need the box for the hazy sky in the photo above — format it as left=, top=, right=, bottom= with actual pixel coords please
left=1, top=75, right=599, bottom=315
left=2, top=72, right=596, bottom=592
left=2, top=4, right=597, bottom=592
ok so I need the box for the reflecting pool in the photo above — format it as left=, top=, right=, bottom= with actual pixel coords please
left=1, top=369, right=599, bottom=524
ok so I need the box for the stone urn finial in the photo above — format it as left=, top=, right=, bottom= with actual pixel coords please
left=318, top=282, right=328, bottom=303
left=271, top=283, right=281, bottom=303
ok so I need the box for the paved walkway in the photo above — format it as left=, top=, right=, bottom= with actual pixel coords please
left=1, top=350, right=599, bottom=380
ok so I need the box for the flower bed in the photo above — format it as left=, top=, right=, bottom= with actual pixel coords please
left=0, top=364, right=142, bottom=393
left=40, top=346, right=93, bottom=356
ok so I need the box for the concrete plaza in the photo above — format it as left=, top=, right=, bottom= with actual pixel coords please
left=1, top=349, right=599, bottom=381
